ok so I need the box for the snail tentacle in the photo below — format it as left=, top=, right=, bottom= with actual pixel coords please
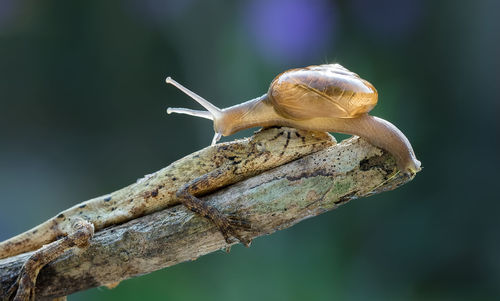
left=166, top=77, right=222, bottom=119
left=166, top=107, right=214, bottom=120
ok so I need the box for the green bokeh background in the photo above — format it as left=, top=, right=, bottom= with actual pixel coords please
left=1, top=0, right=498, bottom=300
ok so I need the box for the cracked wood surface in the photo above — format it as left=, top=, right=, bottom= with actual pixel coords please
left=0, top=136, right=417, bottom=300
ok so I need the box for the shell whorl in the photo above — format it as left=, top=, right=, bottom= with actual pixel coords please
left=267, top=64, right=378, bottom=120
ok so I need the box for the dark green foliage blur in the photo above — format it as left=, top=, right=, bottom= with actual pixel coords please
left=0, top=0, right=499, bottom=300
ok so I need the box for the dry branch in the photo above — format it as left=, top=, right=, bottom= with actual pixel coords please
left=0, top=137, right=417, bottom=300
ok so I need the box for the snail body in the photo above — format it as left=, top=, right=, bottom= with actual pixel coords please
left=166, top=64, right=421, bottom=174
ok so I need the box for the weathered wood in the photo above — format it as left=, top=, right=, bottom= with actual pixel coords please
left=0, top=137, right=417, bottom=300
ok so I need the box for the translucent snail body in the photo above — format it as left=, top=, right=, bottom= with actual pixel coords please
left=166, top=64, right=421, bottom=174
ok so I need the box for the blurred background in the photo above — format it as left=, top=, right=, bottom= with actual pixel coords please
left=0, top=0, right=499, bottom=300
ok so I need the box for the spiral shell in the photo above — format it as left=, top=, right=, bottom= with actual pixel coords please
left=267, top=64, right=378, bottom=120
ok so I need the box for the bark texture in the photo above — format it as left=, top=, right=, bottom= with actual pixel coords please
left=0, top=137, right=418, bottom=300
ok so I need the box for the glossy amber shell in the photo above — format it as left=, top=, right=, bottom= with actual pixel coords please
left=267, top=64, right=378, bottom=120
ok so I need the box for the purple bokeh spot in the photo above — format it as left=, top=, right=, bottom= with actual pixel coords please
left=243, top=0, right=337, bottom=64
left=351, top=0, right=423, bottom=39
left=0, top=0, right=20, bottom=30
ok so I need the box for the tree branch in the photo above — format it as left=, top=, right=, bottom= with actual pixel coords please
left=0, top=137, right=418, bottom=300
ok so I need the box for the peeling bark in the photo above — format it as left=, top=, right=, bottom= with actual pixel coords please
left=0, top=137, right=418, bottom=300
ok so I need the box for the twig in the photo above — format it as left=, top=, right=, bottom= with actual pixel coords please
left=0, top=137, right=417, bottom=300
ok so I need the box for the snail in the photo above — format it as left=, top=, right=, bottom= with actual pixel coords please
left=166, top=64, right=421, bottom=174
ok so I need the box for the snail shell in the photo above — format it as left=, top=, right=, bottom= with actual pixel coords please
left=268, top=64, right=378, bottom=120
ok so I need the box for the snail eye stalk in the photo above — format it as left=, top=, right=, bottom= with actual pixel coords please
left=166, top=77, right=221, bottom=120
